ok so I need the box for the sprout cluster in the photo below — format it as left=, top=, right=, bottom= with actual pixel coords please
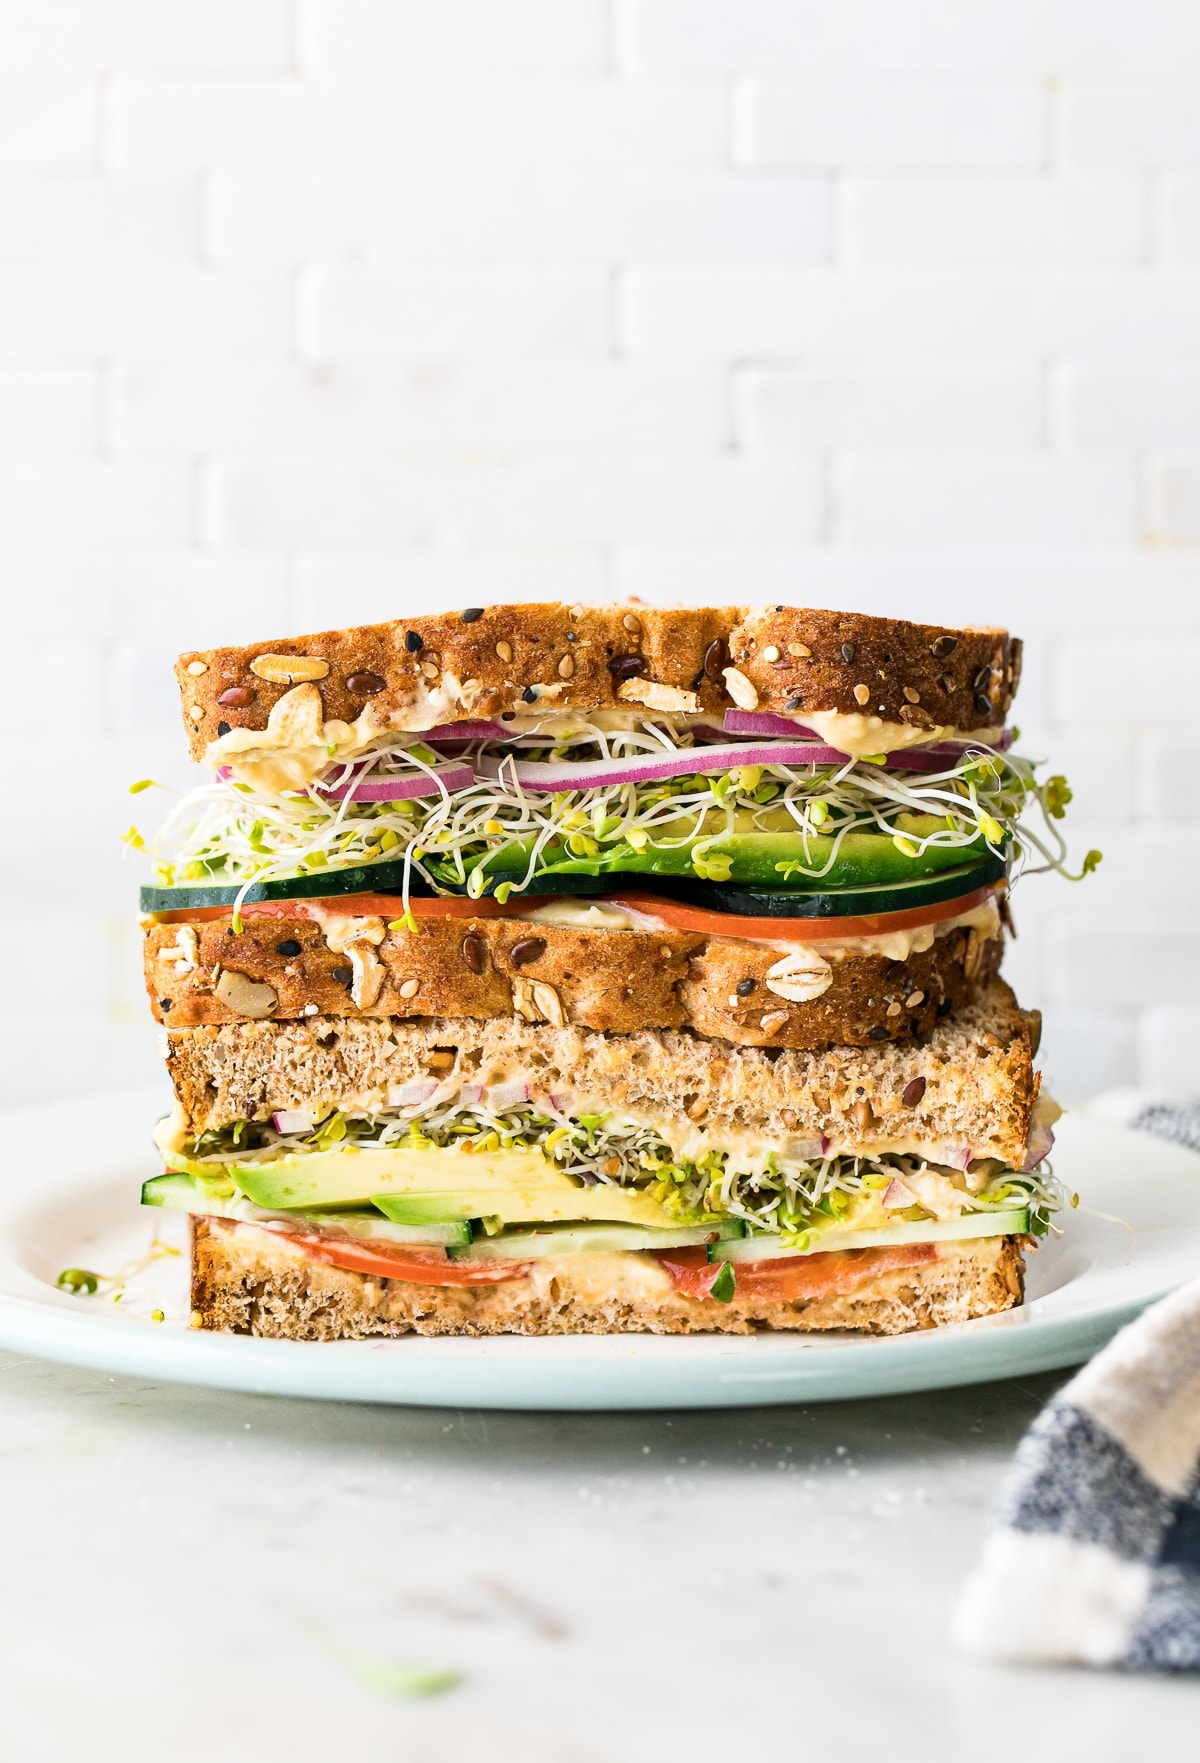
left=186, top=1094, right=1065, bottom=1241
left=139, top=714, right=1099, bottom=913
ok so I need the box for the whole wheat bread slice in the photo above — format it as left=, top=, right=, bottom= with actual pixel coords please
left=146, top=904, right=1002, bottom=1050
left=176, top=602, right=1021, bottom=758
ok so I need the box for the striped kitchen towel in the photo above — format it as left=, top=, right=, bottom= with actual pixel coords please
left=952, top=1275, right=1200, bottom=1670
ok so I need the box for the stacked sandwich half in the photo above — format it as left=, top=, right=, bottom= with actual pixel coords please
left=137, top=602, right=1089, bottom=1339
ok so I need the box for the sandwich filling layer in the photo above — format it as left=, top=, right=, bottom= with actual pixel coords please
left=142, top=698, right=1087, bottom=912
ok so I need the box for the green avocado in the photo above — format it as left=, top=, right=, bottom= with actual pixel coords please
left=453, top=815, right=993, bottom=891
left=372, top=1183, right=695, bottom=1230
left=177, top=1143, right=694, bottom=1229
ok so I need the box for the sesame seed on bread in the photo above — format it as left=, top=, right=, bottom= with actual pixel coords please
left=175, top=602, right=1021, bottom=759
left=190, top=1215, right=1025, bottom=1339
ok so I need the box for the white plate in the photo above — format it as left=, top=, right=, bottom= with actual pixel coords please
left=0, top=1088, right=1196, bottom=1410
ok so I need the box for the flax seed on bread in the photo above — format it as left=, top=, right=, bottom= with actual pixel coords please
left=176, top=602, right=1020, bottom=759
left=164, top=977, right=1038, bottom=1167
left=145, top=905, right=1001, bottom=1049
left=189, top=1215, right=1025, bottom=1339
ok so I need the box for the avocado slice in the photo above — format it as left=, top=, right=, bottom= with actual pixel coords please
left=374, top=1183, right=694, bottom=1229
left=184, top=1143, right=694, bottom=1229
left=456, top=815, right=993, bottom=891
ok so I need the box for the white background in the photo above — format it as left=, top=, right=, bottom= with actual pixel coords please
left=3, top=0, right=1199, bottom=1107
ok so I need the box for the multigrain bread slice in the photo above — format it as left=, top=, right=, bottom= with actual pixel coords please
left=176, top=603, right=1021, bottom=759
left=164, top=977, right=1039, bottom=1167
left=145, top=905, right=1002, bottom=1049
left=190, top=1215, right=1025, bottom=1339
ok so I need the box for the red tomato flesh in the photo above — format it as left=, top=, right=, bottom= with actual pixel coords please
left=251, top=1223, right=529, bottom=1286
left=657, top=1242, right=939, bottom=1302
left=154, top=893, right=532, bottom=926
left=653, top=1246, right=732, bottom=1298
left=609, top=886, right=999, bottom=944
left=155, top=881, right=998, bottom=942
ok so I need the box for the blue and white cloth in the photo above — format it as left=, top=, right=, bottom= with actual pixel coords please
left=954, top=1095, right=1200, bottom=1671
left=953, top=1277, right=1200, bottom=1669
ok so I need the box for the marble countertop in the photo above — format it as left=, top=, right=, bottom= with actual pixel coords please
left=1, top=1354, right=1195, bottom=1761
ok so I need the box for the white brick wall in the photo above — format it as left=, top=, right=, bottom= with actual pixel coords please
left=843, top=178, right=1147, bottom=263
left=3, top=0, right=1200, bottom=1108
left=733, top=82, right=1047, bottom=169
left=298, top=266, right=613, bottom=358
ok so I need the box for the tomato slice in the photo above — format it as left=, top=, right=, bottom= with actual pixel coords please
left=609, top=885, right=1000, bottom=942
left=154, top=893, right=533, bottom=927
left=656, top=1242, right=939, bottom=1302
left=254, top=1224, right=529, bottom=1286
left=156, top=881, right=999, bottom=942
left=653, top=1246, right=733, bottom=1298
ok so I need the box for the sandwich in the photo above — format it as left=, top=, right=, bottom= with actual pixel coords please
left=135, top=603, right=1092, bottom=1339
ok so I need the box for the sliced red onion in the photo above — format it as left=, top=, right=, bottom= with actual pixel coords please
left=424, top=720, right=512, bottom=742
left=457, top=1083, right=484, bottom=1108
left=722, top=708, right=1012, bottom=757
left=723, top=709, right=820, bottom=740
left=317, top=760, right=474, bottom=803
left=272, top=1108, right=314, bottom=1134
left=485, top=1080, right=531, bottom=1112
left=882, top=1177, right=915, bottom=1209
left=388, top=1079, right=440, bottom=1108
left=476, top=742, right=856, bottom=793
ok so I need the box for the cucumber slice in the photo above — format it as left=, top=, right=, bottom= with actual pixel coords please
left=141, top=1172, right=472, bottom=1247
left=139, top=866, right=610, bottom=914
left=142, top=838, right=1006, bottom=916
left=142, top=855, right=1005, bottom=925
left=672, top=854, right=1007, bottom=920
left=142, top=1172, right=224, bottom=1210
left=448, top=1219, right=746, bottom=1262
left=711, top=1207, right=1030, bottom=1263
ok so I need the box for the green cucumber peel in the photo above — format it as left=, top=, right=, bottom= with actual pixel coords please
left=141, top=1172, right=472, bottom=1247
left=446, top=1219, right=745, bottom=1262
left=711, top=1207, right=1030, bottom=1263
left=708, top=1261, right=736, bottom=1303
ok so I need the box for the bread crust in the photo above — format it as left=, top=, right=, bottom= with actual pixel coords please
left=145, top=908, right=1001, bottom=1049
left=190, top=1215, right=1025, bottom=1339
left=164, top=977, right=1039, bottom=1167
left=176, top=602, right=1020, bottom=758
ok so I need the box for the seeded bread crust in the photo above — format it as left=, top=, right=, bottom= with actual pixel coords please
left=176, top=603, right=1020, bottom=758
left=165, top=977, right=1038, bottom=1167
left=145, top=909, right=1001, bottom=1049
left=189, top=1216, right=1025, bottom=1339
